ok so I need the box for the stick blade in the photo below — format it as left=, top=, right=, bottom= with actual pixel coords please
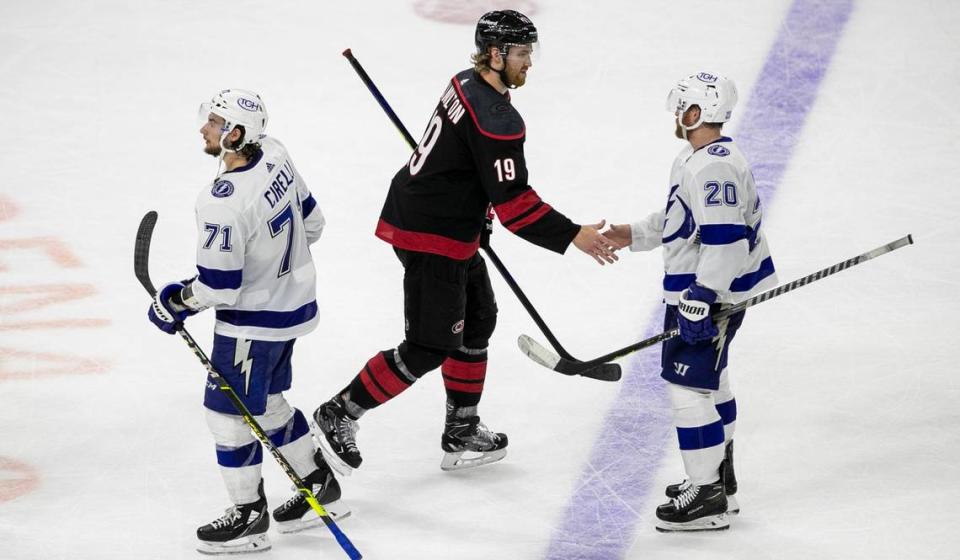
left=577, top=363, right=622, bottom=382
left=135, top=211, right=159, bottom=296
left=518, top=334, right=562, bottom=371
left=518, top=335, right=622, bottom=382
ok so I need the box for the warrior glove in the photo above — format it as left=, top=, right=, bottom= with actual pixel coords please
left=677, top=283, right=719, bottom=345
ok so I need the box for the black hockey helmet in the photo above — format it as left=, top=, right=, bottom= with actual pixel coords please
left=474, top=10, right=538, bottom=53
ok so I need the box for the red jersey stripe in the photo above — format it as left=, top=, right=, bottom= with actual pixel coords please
left=494, top=190, right=542, bottom=223
left=505, top=203, right=553, bottom=233
left=375, top=219, right=479, bottom=260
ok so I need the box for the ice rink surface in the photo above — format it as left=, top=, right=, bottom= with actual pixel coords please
left=2, top=1, right=958, bottom=559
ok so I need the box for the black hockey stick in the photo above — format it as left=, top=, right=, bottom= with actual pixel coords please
left=519, top=235, right=915, bottom=376
left=135, top=211, right=362, bottom=560
left=341, top=48, right=620, bottom=383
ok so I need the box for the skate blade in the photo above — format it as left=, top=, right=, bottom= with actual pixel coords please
left=197, top=532, right=271, bottom=555
left=656, top=513, right=729, bottom=533
left=440, top=448, right=507, bottom=471
left=275, top=501, right=352, bottom=534
left=726, top=494, right=740, bottom=515
left=311, top=428, right=354, bottom=477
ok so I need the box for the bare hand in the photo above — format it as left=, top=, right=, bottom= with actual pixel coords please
left=602, top=224, right=633, bottom=250
left=573, top=220, right=619, bottom=265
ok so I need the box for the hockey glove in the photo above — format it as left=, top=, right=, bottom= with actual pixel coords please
left=677, top=283, right=719, bottom=345
left=147, top=281, right=197, bottom=334
left=480, top=206, right=494, bottom=249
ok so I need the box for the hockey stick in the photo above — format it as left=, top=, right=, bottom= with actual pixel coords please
left=341, top=48, right=620, bottom=383
left=135, top=211, right=362, bottom=560
left=519, top=235, right=914, bottom=376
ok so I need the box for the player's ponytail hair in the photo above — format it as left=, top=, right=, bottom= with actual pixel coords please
left=471, top=49, right=495, bottom=73
left=225, top=125, right=263, bottom=160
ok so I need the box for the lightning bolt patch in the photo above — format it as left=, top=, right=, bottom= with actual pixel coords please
left=714, top=317, right=729, bottom=371
left=234, top=338, right=254, bottom=396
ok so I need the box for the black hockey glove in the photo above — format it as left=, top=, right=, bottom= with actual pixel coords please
left=480, top=207, right=494, bottom=249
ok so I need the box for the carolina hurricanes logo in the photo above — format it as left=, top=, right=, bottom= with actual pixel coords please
left=452, top=319, right=464, bottom=334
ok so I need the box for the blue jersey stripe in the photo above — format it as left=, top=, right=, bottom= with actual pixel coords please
left=663, top=273, right=697, bottom=292
left=302, top=194, right=317, bottom=218
left=729, top=256, right=776, bottom=292
left=663, top=256, right=776, bottom=294
left=700, top=224, right=748, bottom=245
left=676, top=419, right=726, bottom=451
left=197, top=265, right=243, bottom=290
left=216, top=301, right=318, bottom=329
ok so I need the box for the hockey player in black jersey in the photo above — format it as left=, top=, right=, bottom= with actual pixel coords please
left=314, top=10, right=618, bottom=473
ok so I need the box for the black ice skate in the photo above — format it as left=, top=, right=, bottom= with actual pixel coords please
left=313, top=395, right=361, bottom=476
left=196, top=480, right=270, bottom=555
left=440, top=415, right=508, bottom=471
left=665, top=440, right=739, bottom=514
left=655, top=481, right=729, bottom=533
left=273, top=451, right=351, bottom=533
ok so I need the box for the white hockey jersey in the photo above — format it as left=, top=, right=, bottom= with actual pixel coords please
left=191, top=136, right=325, bottom=341
left=630, top=136, right=776, bottom=304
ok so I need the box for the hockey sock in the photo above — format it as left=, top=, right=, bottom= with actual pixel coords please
left=346, top=349, right=418, bottom=411
left=668, top=383, right=725, bottom=486
left=714, top=369, right=737, bottom=442
left=441, top=346, right=487, bottom=409
left=263, top=407, right=315, bottom=478
left=206, top=409, right=264, bottom=505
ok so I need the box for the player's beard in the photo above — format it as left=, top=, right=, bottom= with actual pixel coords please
left=506, top=65, right=527, bottom=88
left=204, top=141, right=222, bottom=157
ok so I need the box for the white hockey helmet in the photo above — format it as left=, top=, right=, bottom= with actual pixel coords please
left=199, top=89, right=268, bottom=151
left=666, top=72, right=738, bottom=129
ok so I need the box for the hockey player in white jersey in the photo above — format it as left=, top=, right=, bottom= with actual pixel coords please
left=604, top=72, right=777, bottom=532
left=147, top=89, right=348, bottom=554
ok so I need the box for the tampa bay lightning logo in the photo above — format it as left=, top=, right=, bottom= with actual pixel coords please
left=211, top=180, right=234, bottom=198
left=237, top=97, right=260, bottom=111
left=697, top=72, right=718, bottom=83
left=707, top=144, right=730, bottom=157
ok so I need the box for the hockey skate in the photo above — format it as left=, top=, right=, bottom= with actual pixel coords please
left=313, top=395, right=362, bottom=476
left=655, top=481, right=729, bottom=533
left=273, top=451, right=351, bottom=534
left=665, top=440, right=739, bottom=514
left=196, top=480, right=270, bottom=555
left=440, top=415, right=508, bottom=471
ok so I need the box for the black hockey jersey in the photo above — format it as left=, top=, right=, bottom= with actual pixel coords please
left=376, top=69, right=580, bottom=260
